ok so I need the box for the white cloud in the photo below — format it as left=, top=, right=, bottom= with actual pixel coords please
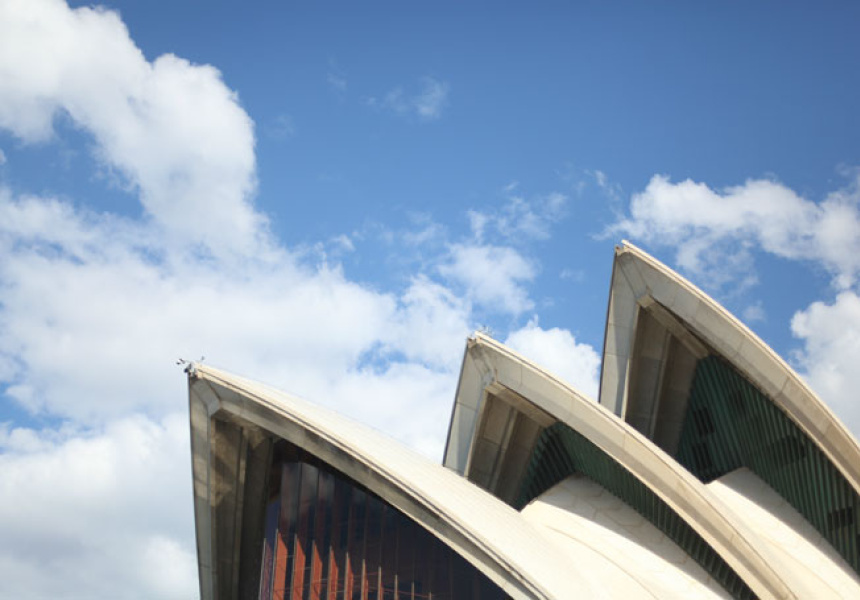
left=0, top=413, right=197, bottom=599
left=326, top=59, right=347, bottom=92
left=0, top=11, right=467, bottom=587
left=0, top=3, right=556, bottom=597
left=437, top=190, right=567, bottom=316
left=791, top=292, right=860, bottom=438
left=0, top=185, right=478, bottom=596
left=327, top=73, right=347, bottom=92
left=439, top=243, right=536, bottom=314
left=610, top=173, right=860, bottom=291
left=504, top=318, right=601, bottom=399
left=267, top=113, right=295, bottom=140
left=369, top=77, right=450, bottom=121
left=401, top=220, right=447, bottom=247
left=413, top=77, right=449, bottom=120
left=330, top=233, right=355, bottom=252
left=0, top=0, right=263, bottom=257
left=591, top=169, right=623, bottom=203
left=324, top=361, right=461, bottom=460
left=0, top=189, right=414, bottom=421
left=469, top=191, right=567, bottom=243
left=0, top=185, right=479, bottom=596
left=742, top=301, right=766, bottom=323
left=559, top=267, right=585, bottom=282
left=0, top=148, right=6, bottom=165
left=467, top=210, right=490, bottom=239
left=385, top=276, right=471, bottom=370
left=611, top=171, right=860, bottom=440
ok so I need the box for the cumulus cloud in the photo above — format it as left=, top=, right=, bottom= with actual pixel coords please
left=439, top=243, right=536, bottom=315
left=790, top=292, right=860, bottom=437
left=504, top=318, right=601, bottom=399
left=324, top=361, right=462, bottom=460
left=384, top=276, right=471, bottom=370
left=0, top=0, right=263, bottom=257
left=435, top=189, right=569, bottom=316
left=0, top=413, right=197, bottom=599
left=610, top=171, right=860, bottom=439
left=0, top=184, right=479, bottom=596
left=610, top=172, right=860, bottom=291
left=0, top=4, right=472, bottom=596
left=0, top=184, right=486, bottom=434
left=0, top=185, right=472, bottom=596
left=0, top=2, right=566, bottom=597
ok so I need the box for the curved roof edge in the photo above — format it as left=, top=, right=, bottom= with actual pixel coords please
left=443, top=332, right=595, bottom=474
left=446, top=333, right=795, bottom=600
left=188, top=363, right=609, bottom=600
left=607, top=240, right=860, bottom=497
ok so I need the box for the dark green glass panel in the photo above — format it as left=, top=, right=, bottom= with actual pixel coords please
left=516, top=422, right=755, bottom=600
left=675, top=356, right=860, bottom=575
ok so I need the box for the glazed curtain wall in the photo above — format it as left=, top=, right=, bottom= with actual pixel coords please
left=675, top=356, right=860, bottom=576
left=258, top=441, right=507, bottom=600
left=516, top=423, right=754, bottom=600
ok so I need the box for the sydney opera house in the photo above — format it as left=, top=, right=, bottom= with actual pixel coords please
left=187, top=242, right=860, bottom=599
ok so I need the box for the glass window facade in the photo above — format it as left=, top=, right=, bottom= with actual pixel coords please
left=258, top=441, right=509, bottom=600
left=517, top=422, right=754, bottom=600
left=676, top=355, right=860, bottom=576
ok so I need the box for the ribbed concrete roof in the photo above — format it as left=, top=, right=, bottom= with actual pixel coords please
left=596, top=240, right=860, bottom=597
left=605, top=240, right=860, bottom=497
left=191, top=363, right=615, bottom=600
left=444, top=333, right=795, bottom=599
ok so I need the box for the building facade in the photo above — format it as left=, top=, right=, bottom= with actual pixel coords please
left=188, top=242, right=860, bottom=599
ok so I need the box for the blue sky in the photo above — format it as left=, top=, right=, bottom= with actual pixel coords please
left=1, top=1, right=860, bottom=597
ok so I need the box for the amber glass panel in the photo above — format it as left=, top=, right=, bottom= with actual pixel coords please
left=259, top=441, right=508, bottom=600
